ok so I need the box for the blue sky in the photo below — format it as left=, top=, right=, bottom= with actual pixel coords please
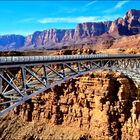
left=0, top=0, right=140, bottom=36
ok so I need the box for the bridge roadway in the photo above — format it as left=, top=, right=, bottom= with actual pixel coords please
left=0, top=54, right=140, bottom=67
left=0, top=54, right=140, bottom=116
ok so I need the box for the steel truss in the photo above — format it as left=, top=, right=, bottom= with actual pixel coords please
left=1, top=56, right=140, bottom=115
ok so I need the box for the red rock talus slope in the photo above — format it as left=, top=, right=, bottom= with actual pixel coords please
left=111, top=34, right=140, bottom=48
left=0, top=70, right=139, bottom=140
left=87, top=33, right=140, bottom=50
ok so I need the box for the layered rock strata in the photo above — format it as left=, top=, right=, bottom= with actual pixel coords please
left=0, top=70, right=139, bottom=140
left=0, top=9, right=140, bottom=50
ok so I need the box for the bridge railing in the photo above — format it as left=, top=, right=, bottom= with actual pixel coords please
left=1, top=54, right=140, bottom=65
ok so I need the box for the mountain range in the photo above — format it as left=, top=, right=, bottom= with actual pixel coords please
left=0, top=9, right=140, bottom=50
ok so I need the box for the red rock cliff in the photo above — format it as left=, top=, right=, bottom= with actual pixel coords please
left=0, top=70, right=139, bottom=140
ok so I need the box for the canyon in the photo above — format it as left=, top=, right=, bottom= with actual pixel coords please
left=0, top=70, right=140, bottom=140
left=0, top=9, right=140, bottom=50
left=0, top=9, right=140, bottom=140
left=0, top=49, right=140, bottom=140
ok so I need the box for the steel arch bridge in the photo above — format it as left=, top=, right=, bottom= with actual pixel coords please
left=1, top=54, right=140, bottom=116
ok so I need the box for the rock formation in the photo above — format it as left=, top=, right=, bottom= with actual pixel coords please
left=25, top=29, right=75, bottom=48
left=125, top=9, right=140, bottom=35
left=109, top=9, right=140, bottom=36
left=0, top=35, right=25, bottom=50
left=74, top=22, right=112, bottom=39
left=0, top=70, right=140, bottom=140
left=0, top=9, right=140, bottom=50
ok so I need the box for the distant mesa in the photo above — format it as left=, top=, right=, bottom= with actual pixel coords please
left=0, top=9, right=140, bottom=50
left=0, top=35, right=25, bottom=50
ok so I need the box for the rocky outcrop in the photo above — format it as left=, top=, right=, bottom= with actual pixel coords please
left=24, top=22, right=112, bottom=49
left=109, top=18, right=129, bottom=36
left=25, top=29, right=75, bottom=48
left=109, top=9, right=140, bottom=36
left=111, top=34, right=140, bottom=49
left=125, top=9, right=140, bottom=34
left=23, top=9, right=140, bottom=49
left=74, top=22, right=112, bottom=39
left=0, top=35, right=25, bottom=50
left=90, top=33, right=140, bottom=50
left=0, top=9, right=140, bottom=50
left=0, top=70, right=139, bottom=140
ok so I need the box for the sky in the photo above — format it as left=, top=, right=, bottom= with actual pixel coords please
left=0, top=0, right=140, bottom=36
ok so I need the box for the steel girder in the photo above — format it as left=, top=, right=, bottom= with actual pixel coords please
left=0, top=57, right=140, bottom=116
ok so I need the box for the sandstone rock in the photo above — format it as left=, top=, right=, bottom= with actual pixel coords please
left=132, top=100, right=140, bottom=114
left=1, top=70, right=140, bottom=140
left=60, top=105, right=69, bottom=114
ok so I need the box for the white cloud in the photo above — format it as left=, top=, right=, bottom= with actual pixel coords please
left=103, top=0, right=129, bottom=14
left=0, top=30, right=34, bottom=36
left=38, top=16, right=98, bottom=24
left=85, top=1, right=97, bottom=7
left=64, top=1, right=97, bottom=13
left=38, top=14, right=121, bottom=24
left=18, top=18, right=35, bottom=23
left=115, top=1, right=129, bottom=9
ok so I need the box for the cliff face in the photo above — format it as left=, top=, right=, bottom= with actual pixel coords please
left=0, top=35, right=25, bottom=50
left=25, top=29, right=75, bottom=47
left=125, top=9, right=140, bottom=34
left=109, top=9, right=140, bottom=36
left=0, top=9, right=140, bottom=50
left=25, top=21, right=113, bottom=48
left=1, top=70, right=140, bottom=140
left=23, top=9, right=140, bottom=49
left=74, top=22, right=112, bottom=39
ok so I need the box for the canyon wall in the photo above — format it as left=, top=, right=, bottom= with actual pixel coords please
left=0, top=70, right=140, bottom=140
left=25, top=9, right=140, bottom=49
left=0, top=35, right=25, bottom=50
left=0, top=9, right=140, bottom=50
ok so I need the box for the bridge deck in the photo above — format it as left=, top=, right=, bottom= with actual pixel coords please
left=0, top=54, right=140, bottom=66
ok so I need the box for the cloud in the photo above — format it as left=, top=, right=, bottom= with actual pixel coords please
left=115, top=1, right=129, bottom=9
left=85, top=1, right=97, bottom=7
left=38, top=16, right=98, bottom=24
left=0, top=30, right=34, bottom=36
left=59, top=1, right=98, bottom=14
left=103, top=0, right=129, bottom=14
left=18, top=18, right=35, bottom=23
left=38, top=14, right=122, bottom=24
